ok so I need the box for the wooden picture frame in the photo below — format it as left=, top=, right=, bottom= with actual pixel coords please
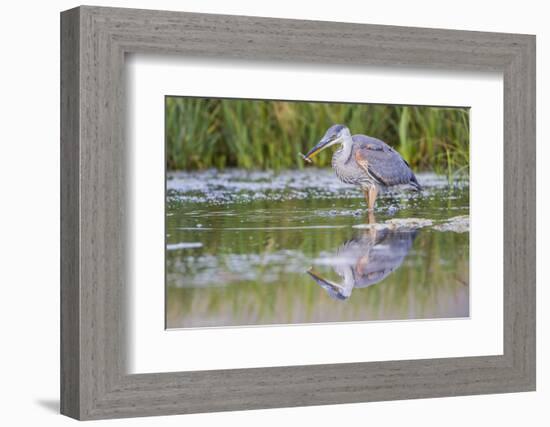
left=60, top=5, right=536, bottom=420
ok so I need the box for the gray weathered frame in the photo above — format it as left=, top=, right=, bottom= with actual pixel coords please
left=60, top=5, right=536, bottom=420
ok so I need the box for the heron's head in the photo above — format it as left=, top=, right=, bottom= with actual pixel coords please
left=306, top=266, right=354, bottom=301
left=304, top=124, right=351, bottom=160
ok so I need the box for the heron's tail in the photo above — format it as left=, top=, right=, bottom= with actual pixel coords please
left=410, top=174, right=423, bottom=191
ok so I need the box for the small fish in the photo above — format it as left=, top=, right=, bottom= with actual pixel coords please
left=299, top=152, right=312, bottom=163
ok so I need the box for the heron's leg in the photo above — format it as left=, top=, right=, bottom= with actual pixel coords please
left=368, top=187, right=378, bottom=224
left=363, top=189, right=370, bottom=206
left=367, top=210, right=376, bottom=225
left=363, top=188, right=376, bottom=224
left=368, top=186, right=378, bottom=211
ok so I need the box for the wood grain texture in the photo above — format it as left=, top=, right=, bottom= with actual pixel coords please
left=60, top=5, right=536, bottom=420
left=60, top=7, right=80, bottom=419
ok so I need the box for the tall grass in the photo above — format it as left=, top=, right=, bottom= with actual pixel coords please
left=166, top=97, right=469, bottom=177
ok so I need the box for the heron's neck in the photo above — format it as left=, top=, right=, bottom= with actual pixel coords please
left=341, top=267, right=355, bottom=298
left=336, top=134, right=354, bottom=163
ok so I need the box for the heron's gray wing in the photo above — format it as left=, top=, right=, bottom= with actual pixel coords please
left=353, top=136, right=414, bottom=186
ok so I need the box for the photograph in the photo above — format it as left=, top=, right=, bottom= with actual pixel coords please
left=165, top=97, right=470, bottom=328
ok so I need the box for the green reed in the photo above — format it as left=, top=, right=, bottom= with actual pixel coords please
left=166, top=97, right=469, bottom=177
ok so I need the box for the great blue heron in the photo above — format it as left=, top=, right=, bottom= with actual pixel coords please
left=306, top=228, right=417, bottom=300
left=303, top=125, right=422, bottom=210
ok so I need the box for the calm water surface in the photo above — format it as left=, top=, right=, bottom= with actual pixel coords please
left=166, top=169, right=469, bottom=328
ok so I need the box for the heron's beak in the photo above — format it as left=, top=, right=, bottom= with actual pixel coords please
left=306, top=268, right=346, bottom=294
left=304, top=136, right=336, bottom=160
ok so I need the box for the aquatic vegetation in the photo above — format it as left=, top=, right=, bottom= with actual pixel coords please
left=352, top=217, right=470, bottom=233
left=353, top=218, right=434, bottom=231
left=432, top=215, right=469, bottom=233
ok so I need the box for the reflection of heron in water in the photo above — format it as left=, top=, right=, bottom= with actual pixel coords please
left=307, top=228, right=417, bottom=300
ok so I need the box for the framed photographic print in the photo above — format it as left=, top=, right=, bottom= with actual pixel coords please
left=61, top=5, right=536, bottom=420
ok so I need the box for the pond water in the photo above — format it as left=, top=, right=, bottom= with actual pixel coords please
left=166, top=169, right=469, bottom=329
